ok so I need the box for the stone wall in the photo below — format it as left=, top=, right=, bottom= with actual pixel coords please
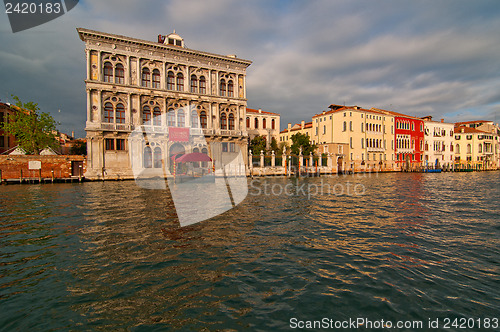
left=0, top=155, right=86, bottom=180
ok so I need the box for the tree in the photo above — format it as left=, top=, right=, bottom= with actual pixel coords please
left=0, top=95, right=58, bottom=155
left=249, top=135, right=267, bottom=155
left=70, top=140, right=87, bottom=155
left=269, top=137, right=279, bottom=155
left=290, top=132, right=317, bottom=156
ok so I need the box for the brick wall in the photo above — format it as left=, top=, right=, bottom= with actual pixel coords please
left=0, top=155, right=86, bottom=180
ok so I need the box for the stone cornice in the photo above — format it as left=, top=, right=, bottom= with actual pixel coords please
left=77, top=28, right=252, bottom=68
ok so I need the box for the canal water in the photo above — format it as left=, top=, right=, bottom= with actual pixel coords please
left=0, top=172, right=499, bottom=331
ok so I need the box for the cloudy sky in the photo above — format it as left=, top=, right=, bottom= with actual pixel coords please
left=1, top=0, right=499, bottom=137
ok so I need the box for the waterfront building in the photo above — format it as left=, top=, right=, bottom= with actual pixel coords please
left=279, top=121, right=314, bottom=147
left=421, top=116, right=454, bottom=169
left=454, top=120, right=499, bottom=169
left=454, top=125, right=497, bottom=170
left=77, top=28, right=252, bottom=179
left=373, top=109, right=424, bottom=170
left=246, top=108, right=281, bottom=148
left=311, top=105, right=395, bottom=172
left=0, top=102, right=17, bottom=154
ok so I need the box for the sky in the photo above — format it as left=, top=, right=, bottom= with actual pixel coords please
left=1, top=0, right=499, bottom=138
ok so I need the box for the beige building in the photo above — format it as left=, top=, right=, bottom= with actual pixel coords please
left=421, top=116, right=455, bottom=169
left=246, top=108, right=280, bottom=147
left=454, top=124, right=498, bottom=170
left=311, top=105, right=396, bottom=172
left=77, top=28, right=252, bottom=179
left=279, top=121, right=314, bottom=147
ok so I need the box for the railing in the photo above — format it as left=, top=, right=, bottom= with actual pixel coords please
left=367, top=147, right=385, bottom=152
left=101, top=123, right=132, bottom=131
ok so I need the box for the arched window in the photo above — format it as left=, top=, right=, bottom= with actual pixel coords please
left=116, top=103, right=125, bottom=124
left=478, top=144, right=482, bottom=153
left=456, top=144, right=460, bottom=154
left=199, top=76, right=206, bottom=94
left=467, top=144, right=471, bottom=154
left=220, top=79, right=226, bottom=96
left=200, top=111, right=207, bottom=129
left=142, top=68, right=151, bottom=87
left=104, top=102, right=114, bottom=123
left=246, top=117, right=250, bottom=128
left=361, top=138, right=364, bottom=148
left=167, top=71, right=175, bottom=90
left=190, top=75, right=198, bottom=93
left=220, top=113, right=227, bottom=130
left=153, top=147, right=162, bottom=168
left=343, top=121, right=346, bottom=131
left=177, top=109, right=185, bottom=127
left=191, top=110, right=199, bottom=128
left=103, top=62, right=113, bottom=82
left=349, top=121, right=352, bottom=131
left=228, top=80, right=234, bottom=97
left=176, top=73, right=184, bottom=91
left=450, top=144, right=454, bottom=152
left=115, top=64, right=124, bottom=84
left=142, top=105, right=151, bottom=124
left=228, top=113, right=235, bottom=130
left=152, top=69, right=161, bottom=88
left=271, top=119, right=275, bottom=130
left=263, top=118, right=266, bottom=129
left=167, top=109, right=175, bottom=127
left=153, top=107, right=161, bottom=126
left=201, top=147, right=209, bottom=167
left=255, top=118, right=259, bottom=129
left=144, top=146, right=153, bottom=168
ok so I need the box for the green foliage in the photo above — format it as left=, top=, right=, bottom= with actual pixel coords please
left=290, top=132, right=317, bottom=156
left=249, top=135, right=267, bottom=155
left=269, top=137, right=279, bottom=155
left=70, top=140, right=87, bottom=155
left=1, top=95, right=58, bottom=155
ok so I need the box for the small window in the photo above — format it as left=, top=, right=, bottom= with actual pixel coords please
left=103, top=62, right=113, bottom=82
left=190, top=75, right=198, bottom=93
left=254, top=118, right=259, bottom=129
left=263, top=118, right=266, bottom=129
left=116, top=103, right=125, bottom=124
left=191, top=110, right=199, bottom=128
left=228, top=80, right=234, bottom=97
left=222, top=142, right=228, bottom=152
left=177, top=109, right=185, bottom=127
left=105, top=138, right=114, bottom=150
left=104, top=103, right=114, bottom=123
left=153, top=107, right=161, bottom=126
left=200, top=111, right=207, bottom=129
left=228, top=113, right=235, bottom=130
left=167, top=72, right=175, bottom=90
left=246, top=117, right=250, bottom=128
left=229, top=142, right=235, bottom=152
left=220, top=113, right=227, bottom=130
left=176, top=73, right=184, bottom=91
left=167, top=109, right=176, bottom=127
left=272, top=119, right=275, bottom=130
left=116, top=139, right=125, bottom=150
left=142, top=106, right=151, bottom=124
left=115, top=64, right=124, bottom=84
left=152, top=69, right=161, bottom=88
left=220, top=79, right=226, bottom=96
left=142, top=68, right=151, bottom=87
left=199, top=76, right=206, bottom=94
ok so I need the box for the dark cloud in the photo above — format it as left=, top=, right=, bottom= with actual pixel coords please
left=0, top=0, right=498, bottom=137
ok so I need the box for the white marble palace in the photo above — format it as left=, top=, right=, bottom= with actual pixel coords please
left=77, top=28, right=252, bottom=179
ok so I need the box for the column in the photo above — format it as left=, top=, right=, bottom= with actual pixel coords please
left=86, top=49, right=91, bottom=80
left=260, top=150, right=264, bottom=168
left=271, top=150, right=275, bottom=167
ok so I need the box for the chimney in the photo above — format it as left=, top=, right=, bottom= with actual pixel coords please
left=461, top=128, right=465, bottom=133
left=287, top=123, right=291, bottom=129
left=258, top=109, right=262, bottom=114
left=71, top=131, right=75, bottom=138
left=441, top=119, right=444, bottom=123
left=301, top=120, right=305, bottom=129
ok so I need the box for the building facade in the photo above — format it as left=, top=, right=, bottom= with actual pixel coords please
left=279, top=121, right=314, bottom=147
left=311, top=105, right=396, bottom=172
left=246, top=108, right=280, bottom=147
left=77, top=28, right=252, bottom=179
left=421, top=116, right=455, bottom=169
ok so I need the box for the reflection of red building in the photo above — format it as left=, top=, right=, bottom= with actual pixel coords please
left=392, top=112, right=424, bottom=166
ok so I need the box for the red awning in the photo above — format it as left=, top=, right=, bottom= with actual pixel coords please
left=174, top=152, right=212, bottom=162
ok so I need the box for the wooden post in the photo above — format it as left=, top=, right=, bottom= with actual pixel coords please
left=20, top=169, right=23, bottom=183
left=51, top=170, right=54, bottom=183
left=39, top=169, right=42, bottom=183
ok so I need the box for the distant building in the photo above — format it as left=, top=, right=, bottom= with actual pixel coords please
left=421, top=116, right=454, bottom=169
left=245, top=108, right=280, bottom=148
left=454, top=126, right=497, bottom=170
left=77, top=28, right=252, bottom=179
left=279, top=120, right=314, bottom=146
left=0, top=102, right=18, bottom=154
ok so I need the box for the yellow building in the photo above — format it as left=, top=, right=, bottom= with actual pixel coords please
left=246, top=108, right=281, bottom=148
left=454, top=126, right=496, bottom=170
left=311, top=105, right=396, bottom=172
left=279, top=120, right=314, bottom=148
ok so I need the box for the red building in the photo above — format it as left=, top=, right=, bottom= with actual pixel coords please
left=392, top=112, right=424, bottom=167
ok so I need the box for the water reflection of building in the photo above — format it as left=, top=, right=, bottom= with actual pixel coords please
left=77, top=28, right=252, bottom=179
